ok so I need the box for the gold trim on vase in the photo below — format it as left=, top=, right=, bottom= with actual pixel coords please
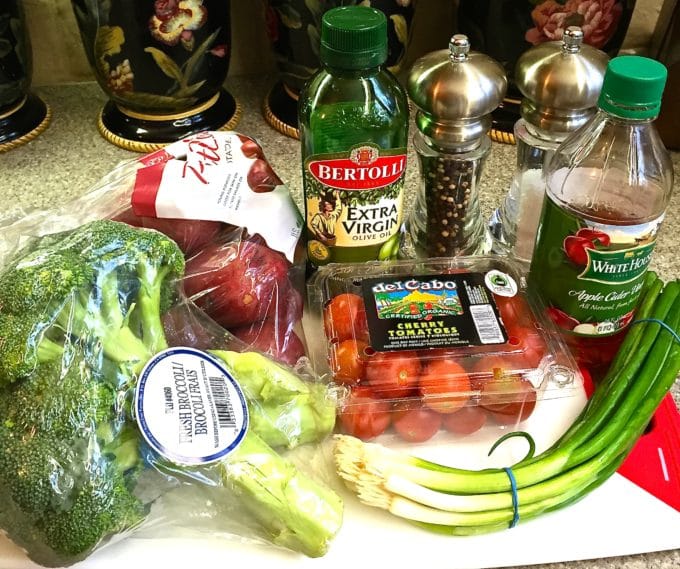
left=0, top=103, right=52, bottom=153
left=489, top=128, right=516, bottom=145
left=262, top=86, right=300, bottom=140
left=0, top=96, right=28, bottom=120
left=97, top=97, right=243, bottom=153
left=117, top=92, right=221, bottom=121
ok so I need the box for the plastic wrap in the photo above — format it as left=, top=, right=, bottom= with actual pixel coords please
left=0, top=135, right=343, bottom=567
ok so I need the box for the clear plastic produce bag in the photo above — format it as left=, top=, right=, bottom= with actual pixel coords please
left=0, top=133, right=342, bottom=567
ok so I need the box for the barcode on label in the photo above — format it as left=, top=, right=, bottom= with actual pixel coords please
left=209, top=377, right=236, bottom=429
left=470, top=304, right=505, bottom=344
left=164, top=386, right=173, bottom=414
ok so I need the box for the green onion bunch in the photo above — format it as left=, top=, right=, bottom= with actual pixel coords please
left=334, top=273, right=680, bottom=535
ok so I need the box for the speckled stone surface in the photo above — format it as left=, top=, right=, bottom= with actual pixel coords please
left=1, top=77, right=679, bottom=569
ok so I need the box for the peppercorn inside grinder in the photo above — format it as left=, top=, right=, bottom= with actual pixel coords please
left=400, top=34, right=507, bottom=259
left=488, top=27, right=609, bottom=263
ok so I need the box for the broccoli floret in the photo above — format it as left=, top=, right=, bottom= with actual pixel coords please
left=0, top=355, right=148, bottom=567
left=0, top=313, right=65, bottom=385
left=0, top=219, right=185, bottom=565
left=0, top=219, right=184, bottom=380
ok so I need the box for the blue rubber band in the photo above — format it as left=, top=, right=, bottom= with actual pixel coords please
left=631, top=318, right=680, bottom=345
left=503, top=467, right=520, bottom=529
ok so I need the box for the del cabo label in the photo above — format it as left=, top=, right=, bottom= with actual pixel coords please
left=530, top=197, right=663, bottom=337
left=135, top=348, right=248, bottom=466
left=303, top=144, right=407, bottom=266
left=361, top=273, right=508, bottom=352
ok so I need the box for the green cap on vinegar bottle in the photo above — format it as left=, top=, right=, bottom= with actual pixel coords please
left=598, top=55, right=668, bottom=119
left=320, top=6, right=388, bottom=70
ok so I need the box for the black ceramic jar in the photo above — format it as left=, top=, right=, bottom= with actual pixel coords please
left=71, top=0, right=240, bottom=152
left=0, top=0, right=50, bottom=152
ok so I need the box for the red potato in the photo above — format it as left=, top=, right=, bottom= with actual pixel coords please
left=113, top=207, right=224, bottom=256
left=247, top=159, right=283, bottom=193
left=183, top=236, right=291, bottom=329
left=230, top=318, right=306, bottom=366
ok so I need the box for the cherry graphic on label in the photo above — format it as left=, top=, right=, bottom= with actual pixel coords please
left=576, top=227, right=611, bottom=247
left=563, top=235, right=595, bottom=266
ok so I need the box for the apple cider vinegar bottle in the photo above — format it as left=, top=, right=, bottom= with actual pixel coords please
left=528, top=56, right=673, bottom=373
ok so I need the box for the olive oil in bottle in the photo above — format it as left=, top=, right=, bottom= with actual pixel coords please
left=298, top=6, right=409, bottom=270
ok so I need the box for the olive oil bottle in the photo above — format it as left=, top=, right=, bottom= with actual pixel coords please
left=298, top=6, right=409, bottom=270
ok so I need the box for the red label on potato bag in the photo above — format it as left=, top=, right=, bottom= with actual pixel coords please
left=308, top=150, right=406, bottom=191
left=129, top=131, right=303, bottom=263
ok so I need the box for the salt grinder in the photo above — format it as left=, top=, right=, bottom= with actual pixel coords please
left=489, top=26, right=609, bottom=262
left=401, top=34, right=507, bottom=259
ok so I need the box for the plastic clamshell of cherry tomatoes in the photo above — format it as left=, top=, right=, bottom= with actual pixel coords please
left=306, top=256, right=584, bottom=447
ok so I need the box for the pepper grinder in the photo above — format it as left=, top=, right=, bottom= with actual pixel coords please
left=400, top=34, right=507, bottom=259
left=489, top=27, right=609, bottom=263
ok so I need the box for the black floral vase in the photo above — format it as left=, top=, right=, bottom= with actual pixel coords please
left=71, top=0, right=240, bottom=152
left=0, top=0, right=51, bottom=152
left=456, top=0, right=637, bottom=144
left=262, top=0, right=415, bottom=139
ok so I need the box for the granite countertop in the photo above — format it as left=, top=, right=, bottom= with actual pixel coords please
left=1, top=75, right=680, bottom=569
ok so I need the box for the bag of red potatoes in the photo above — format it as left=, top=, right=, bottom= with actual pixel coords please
left=27, top=130, right=308, bottom=366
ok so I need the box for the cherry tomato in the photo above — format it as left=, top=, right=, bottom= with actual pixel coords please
left=338, top=386, right=391, bottom=440
left=324, top=293, right=368, bottom=343
left=330, top=338, right=369, bottom=386
left=392, top=401, right=442, bottom=443
left=479, top=372, right=537, bottom=425
left=441, top=404, right=488, bottom=436
left=418, top=358, right=471, bottom=414
left=365, top=351, right=421, bottom=399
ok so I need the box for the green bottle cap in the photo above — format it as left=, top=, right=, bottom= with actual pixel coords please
left=320, top=6, right=388, bottom=70
left=598, top=55, right=668, bottom=119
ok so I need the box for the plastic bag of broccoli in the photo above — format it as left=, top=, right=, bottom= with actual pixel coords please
left=0, top=138, right=343, bottom=567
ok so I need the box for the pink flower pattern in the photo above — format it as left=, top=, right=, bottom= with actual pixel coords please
left=525, top=0, right=623, bottom=49
left=149, top=0, right=208, bottom=49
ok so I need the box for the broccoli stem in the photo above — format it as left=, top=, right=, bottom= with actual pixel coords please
left=56, top=273, right=152, bottom=375
left=36, top=336, right=64, bottom=363
left=220, top=431, right=343, bottom=558
left=135, top=262, right=170, bottom=354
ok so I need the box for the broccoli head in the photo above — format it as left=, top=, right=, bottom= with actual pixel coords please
left=0, top=219, right=186, bottom=565
left=0, top=354, right=148, bottom=567
left=0, top=219, right=185, bottom=386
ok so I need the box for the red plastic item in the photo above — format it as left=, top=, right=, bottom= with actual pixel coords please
left=618, top=393, right=680, bottom=512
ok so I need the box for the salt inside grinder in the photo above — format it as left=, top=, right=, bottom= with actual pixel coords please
left=401, top=34, right=507, bottom=258
left=488, top=27, right=608, bottom=262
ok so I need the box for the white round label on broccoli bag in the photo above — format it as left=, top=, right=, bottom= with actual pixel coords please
left=485, top=270, right=518, bottom=297
left=135, top=347, right=248, bottom=466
